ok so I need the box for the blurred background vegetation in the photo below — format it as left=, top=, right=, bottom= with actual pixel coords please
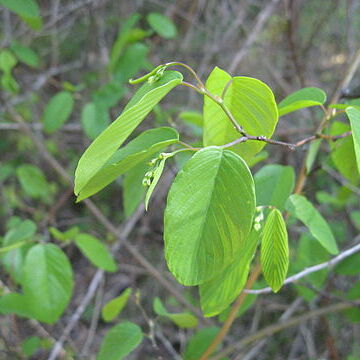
left=1, top=0, right=360, bottom=359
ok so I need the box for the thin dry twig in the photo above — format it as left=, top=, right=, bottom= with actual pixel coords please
left=211, top=300, right=360, bottom=360
left=229, top=0, right=281, bottom=72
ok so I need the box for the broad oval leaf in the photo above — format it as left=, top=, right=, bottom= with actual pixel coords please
left=43, top=91, right=74, bottom=134
left=278, top=87, right=326, bottom=116
left=0, top=49, right=17, bottom=73
left=77, top=127, right=178, bottom=201
left=153, top=298, right=198, bottom=328
left=16, top=164, right=50, bottom=199
left=254, top=164, right=295, bottom=210
left=21, top=336, right=41, bottom=357
left=102, top=288, right=132, bottom=322
left=183, top=327, right=220, bottom=360
left=81, top=102, right=110, bottom=140
left=0, top=0, right=42, bottom=30
left=330, top=121, right=359, bottom=184
left=3, top=219, right=36, bottom=246
left=21, top=243, right=73, bottom=323
left=74, top=233, right=117, bottom=272
left=97, top=321, right=143, bottom=360
left=10, top=41, right=40, bottom=68
left=74, top=70, right=182, bottom=197
left=291, top=233, right=329, bottom=301
left=346, top=107, right=360, bottom=173
left=286, top=194, right=339, bottom=254
left=109, top=14, right=140, bottom=71
left=0, top=293, right=33, bottom=318
left=164, top=147, right=256, bottom=286
left=335, top=252, right=360, bottom=276
left=261, top=209, right=289, bottom=292
left=179, top=111, right=203, bottom=127
left=203, top=67, right=278, bottom=162
left=199, top=229, right=259, bottom=317
left=146, top=13, right=177, bottom=39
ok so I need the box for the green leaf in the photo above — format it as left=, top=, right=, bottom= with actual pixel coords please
left=350, top=211, right=360, bottom=230
left=49, top=226, right=79, bottom=243
left=305, top=139, right=322, bottom=174
left=203, top=67, right=278, bottom=162
left=43, top=91, right=74, bottom=134
left=109, top=14, right=140, bottom=71
left=97, top=322, right=143, bottom=360
left=330, top=121, right=359, bottom=184
left=77, top=127, right=178, bottom=201
left=254, top=164, right=295, bottom=210
left=22, top=243, right=73, bottom=323
left=247, top=150, right=269, bottom=168
left=74, top=233, right=117, bottom=272
left=343, top=282, right=360, bottom=323
left=261, top=209, right=289, bottom=292
left=278, top=87, right=326, bottom=116
left=1, top=220, right=35, bottom=283
left=292, top=233, right=329, bottom=301
left=346, top=107, right=360, bottom=173
left=179, top=111, right=203, bottom=127
left=335, top=252, right=360, bottom=275
left=0, top=293, right=33, bottom=318
left=145, top=158, right=166, bottom=210
left=0, top=0, right=42, bottom=30
left=92, top=82, right=125, bottom=108
left=74, top=70, right=182, bottom=197
left=21, top=336, right=41, bottom=357
left=199, top=229, right=259, bottom=317
left=0, top=49, right=17, bottom=73
left=16, top=164, right=50, bottom=199
left=146, top=13, right=177, bottom=39
left=286, top=194, right=338, bottom=254
left=218, top=291, right=257, bottom=321
left=113, top=43, right=149, bottom=83
left=10, top=42, right=40, bottom=68
left=183, top=327, right=220, bottom=360
left=81, top=102, right=110, bottom=140
left=3, top=219, right=36, bottom=246
left=1, top=72, right=19, bottom=93
left=164, top=147, right=256, bottom=286
left=102, top=288, right=132, bottom=322
left=153, top=297, right=198, bottom=328
left=123, top=162, right=148, bottom=217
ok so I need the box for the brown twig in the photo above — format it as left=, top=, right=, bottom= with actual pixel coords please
left=229, top=0, right=281, bottom=72
left=199, top=263, right=262, bottom=360
left=220, top=131, right=352, bottom=151
left=294, top=48, right=360, bottom=194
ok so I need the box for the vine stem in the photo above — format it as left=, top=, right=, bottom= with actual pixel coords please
left=199, top=264, right=262, bottom=360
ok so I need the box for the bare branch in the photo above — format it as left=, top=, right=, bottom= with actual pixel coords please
left=229, top=0, right=281, bottom=72
left=220, top=131, right=352, bottom=151
left=211, top=300, right=360, bottom=360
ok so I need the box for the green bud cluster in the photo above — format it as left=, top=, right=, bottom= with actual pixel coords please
left=147, top=66, right=166, bottom=84
left=253, top=207, right=265, bottom=232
